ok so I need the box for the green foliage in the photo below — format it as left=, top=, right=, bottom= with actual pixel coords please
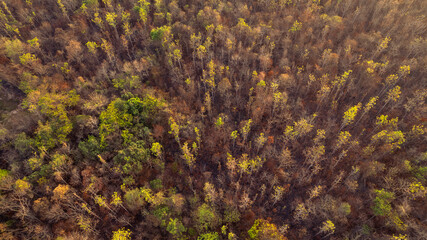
left=124, top=188, right=146, bottom=211
left=0, top=0, right=425, bottom=239
left=223, top=205, right=240, bottom=223
left=0, top=169, right=12, bottom=189
left=198, top=232, right=219, bottom=240
left=79, top=135, right=102, bottom=159
left=112, top=76, right=141, bottom=90
left=167, top=218, right=186, bottom=236
left=24, top=91, right=79, bottom=151
left=4, top=38, right=25, bottom=60
left=150, top=179, right=163, bottom=190
left=99, top=98, right=131, bottom=146
left=28, top=156, right=43, bottom=170
left=412, top=166, right=427, bottom=181
left=0, top=169, right=9, bottom=180
left=59, top=62, right=70, bottom=74
left=134, top=0, right=150, bottom=24
left=196, top=203, right=220, bottom=231
left=34, top=119, right=71, bottom=151
left=114, top=140, right=149, bottom=174
left=14, top=133, right=33, bottom=154
left=153, top=205, right=170, bottom=227
left=150, top=25, right=171, bottom=41
left=125, top=95, right=162, bottom=121
left=28, top=164, right=52, bottom=182
left=339, top=202, right=351, bottom=216
left=83, top=0, right=98, bottom=8
left=215, top=117, right=224, bottom=128
left=51, top=153, right=67, bottom=171
left=372, top=189, right=395, bottom=216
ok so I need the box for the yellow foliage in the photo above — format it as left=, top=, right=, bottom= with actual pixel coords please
left=398, top=65, right=410, bottom=76
left=320, top=220, right=335, bottom=234
left=386, top=86, right=401, bottom=102
left=364, top=96, right=378, bottom=113
left=342, top=103, right=361, bottom=126
left=53, top=184, right=70, bottom=201
left=15, top=179, right=31, bottom=193
left=378, top=36, right=391, bottom=51
left=289, top=20, right=302, bottom=32
left=105, top=12, right=117, bottom=27
left=111, top=192, right=123, bottom=206
left=19, top=53, right=37, bottom=65
left=409, top=182, right=426, bottom=198
left=112, top=228, right=132, bottom=240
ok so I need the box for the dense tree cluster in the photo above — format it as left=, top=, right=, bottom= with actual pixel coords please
left=0, top=0, right=426, bottom=239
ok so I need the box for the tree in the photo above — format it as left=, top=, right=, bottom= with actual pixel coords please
left=289, top=20, right=302, bottom=32
left=240, top=119, right=252, bottom=143
left=169, top=117, right=180, bottom=146
left=198, top=232, right=219, bottom=240
left=248, top=219, right=286, bottom=240
left=151, top=142, right=163, bottom=159
left=195, top=203, right=220, bottom=232
left=167, top=218, right=186, bottom=237
left=86, top=41, right=99, bottom=54
left=181, top=142, right=196, bottom=169
left=112, top=228, right=131, bottom=240
left=372, top=189, right=394, bottom=216
left=318, top=220, right=335, bottom=235
left=341, top=103, right=361, bottom=129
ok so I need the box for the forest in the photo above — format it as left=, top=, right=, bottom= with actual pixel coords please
left=0, top=0, right=426, bottom=239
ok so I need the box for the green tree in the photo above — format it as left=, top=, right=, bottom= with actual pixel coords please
left=198, top=232, right=219, bottom=240
left=166, top=218, right=186, bottom=237
left=195, top=203, right=220, bottom=232
left=372, top=189, right=395, bottom=216
left=79, top=135, right=102, bottom=160
left=114, top=140, right=150, bottom=174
